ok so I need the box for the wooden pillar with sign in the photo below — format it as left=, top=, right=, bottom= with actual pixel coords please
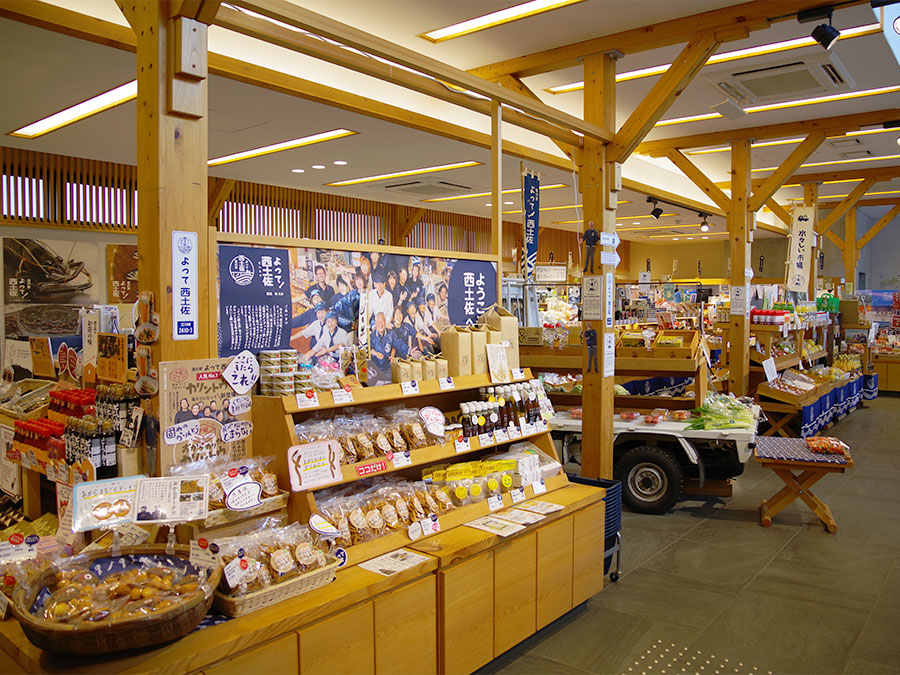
left=728, top=140, right=752, bottom=397
left=491, top=100, right=503, bottom=303
left=578, top=53, right=616, bottom=480
left=805, top=183, right=819, bottom=299
left=118, top=0, right=214, bottom=473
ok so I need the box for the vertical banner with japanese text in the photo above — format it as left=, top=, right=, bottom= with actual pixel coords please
left=522, top=171, right=539, bottom=281
left=218, top=245, right=292, bottom=357
left=787, top=206, right=815, bottom=292
left=171, top=231, right=199, bottom=341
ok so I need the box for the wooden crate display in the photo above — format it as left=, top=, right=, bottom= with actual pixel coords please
left=755, top=381, right=816, bottom=407
left=651, top=330, right=699, bottom=359
left=251, top=368, right=570, bottom=569
left=615, top=331, right=653, bottom=359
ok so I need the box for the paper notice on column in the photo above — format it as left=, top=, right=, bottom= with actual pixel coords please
left=603, top=333, right=615, bottom=377
left=730, top=285, right=749, bottom=317
left=581, top=276, right=602, bottom=321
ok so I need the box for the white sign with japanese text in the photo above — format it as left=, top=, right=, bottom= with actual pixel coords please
left=787, top=206, right=815, bottom=292
left=72, top=476, right=145, bottom=532
left=222, top=350, right=260, bottom=395
left=288, top=440, right=342, bottom=491
left=581, top=276, right=602, bottom=320
left=171, top=231, right=199, bottom=341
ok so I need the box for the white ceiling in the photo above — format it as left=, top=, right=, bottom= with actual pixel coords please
left=2, top=0, right=899, bottom=244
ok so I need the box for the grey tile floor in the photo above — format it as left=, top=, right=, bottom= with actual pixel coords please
left=479, top=396, right=900, bottom=675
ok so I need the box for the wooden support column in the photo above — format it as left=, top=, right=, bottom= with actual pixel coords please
left=393, top=207, right=425, bottom=246
left=120, top=0, right=213, bottom=473
left=490, top=99, right=503, bottom=302
left=843, top=207, right=858, bottom=289
left=728, top=139, right=752, bottom=397
left=857, top=202, right=900, bottom=250
left=579, top=52, right=616, bottom=480
left=805, top=183, right=819, bottom=298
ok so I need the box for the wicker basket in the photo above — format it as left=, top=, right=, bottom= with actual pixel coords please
left=213, top=561, right=338, bottom=617
left=0, top=379, right=54, bottom=421
left=10, top=545, right=221, bottom=656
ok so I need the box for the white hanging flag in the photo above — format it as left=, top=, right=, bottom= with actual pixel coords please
left=786, top=207, right=815, bottom=292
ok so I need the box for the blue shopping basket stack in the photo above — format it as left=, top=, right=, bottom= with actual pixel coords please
left=567, top=475, right=622, bottom=582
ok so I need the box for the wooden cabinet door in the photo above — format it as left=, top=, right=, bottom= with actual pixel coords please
left=573, top=502, right=606, bottom=605
left=439, top=551, right=494, bottom=675
left=493, top=531, right=536, bottom=657
left=374, top=575, right=437, bottom=675
left=536, top=517, right=573, bottom=629
left=298, top=602, right=374, bottom=675
left=205, top=634, right=299, bottom=675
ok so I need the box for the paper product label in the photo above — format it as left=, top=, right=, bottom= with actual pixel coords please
left=296, top=390, right=320, bottom=409
left=531, top=479, right=547, bottom=495
left=190, top=538, right=220, bottom=568
left=478, top=433, right=493, bottom=447
left=391, top=451, right=411, bottom=468
left=455, top=438, right=471, bottom=453
left=510, top=487, right=526, bottom=504
left=400, top=380, right=420, bottom=396
left=487, top=494, right=504, bottom=512
left=438, top=377, right=455, bottom=391
left=332, top=388, right=354, bottom=405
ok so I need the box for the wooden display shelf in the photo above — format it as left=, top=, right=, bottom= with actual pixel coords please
left=329, top=425, right=550, bottom=488
left=756, top=382, right=816, bottom=407
left=804, top=350, right=828, bottom=362
left=750, top=353, right=800, bottom=371
left=750, top=323, right=804, bottom=333
left=279, top=371, right=532, bottom=414
left=343, top=471, right=569, bottom=567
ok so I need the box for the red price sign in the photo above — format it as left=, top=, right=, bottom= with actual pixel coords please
left=355, top=460, right=388, bottom=477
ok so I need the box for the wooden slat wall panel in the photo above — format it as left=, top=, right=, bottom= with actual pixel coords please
left=1, top=146, right=137, bottom=232
left=2, top=146, right=508, bottom=253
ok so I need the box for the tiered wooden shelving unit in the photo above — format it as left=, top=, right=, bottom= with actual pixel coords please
left=251, top=369, right=569, bottom=567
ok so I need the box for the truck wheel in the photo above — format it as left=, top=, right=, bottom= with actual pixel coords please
left=615, top=446, right=684, bottom=515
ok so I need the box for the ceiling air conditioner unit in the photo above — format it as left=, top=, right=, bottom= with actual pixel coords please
left=703, top=52, right=854, bottom=105
left=380, top=180, right=473, bottom=198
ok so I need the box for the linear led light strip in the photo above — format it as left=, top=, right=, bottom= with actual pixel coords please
left=208, top=129, right=358, bottom=166
left=656, top=85, right=900, bottom=127
left=687, top=127, right=900, bottom=155
left=752, top=152, right=900, bottom=173
left=546, top=22, right=881, bottom=94
left=9, top=81, right=138, bottom=138
left=660, top=232, right=727, bottom=239
left=419, top=0, right=585, bottom=43
left=423, top=183, right=568, bottom=202
left=324, top=161, right=482, bottom=187
left=787, top=189, right=900, bottom=201
left=502, top=200, right=629, bottom=214
left=554, top=213, right=677, bottom=224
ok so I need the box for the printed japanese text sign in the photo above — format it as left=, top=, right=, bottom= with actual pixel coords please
left=172, top=231, right=199, bottom=341
left=786, top=206, right=815, bottom=292
left=288, top=440, right=342, bottom=491
left=523, top=171, right=539, bottom=280
left=217, top=245, right=292, bottom=357
left=222, top=350, right=260, bottom=395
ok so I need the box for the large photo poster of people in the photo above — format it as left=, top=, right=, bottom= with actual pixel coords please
left=3, top=237, right=101, bottom=339
left=216, top=244, right=497, bottom=386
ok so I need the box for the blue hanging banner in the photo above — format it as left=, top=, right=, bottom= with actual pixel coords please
left=522, top=171, right=540, bottom=280
left=218, top=245, right=293, bottom=357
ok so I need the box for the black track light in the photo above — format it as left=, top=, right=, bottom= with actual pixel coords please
left=810, top=9, right=840, bottom=50
left=647, top=197, right=663, bottom=220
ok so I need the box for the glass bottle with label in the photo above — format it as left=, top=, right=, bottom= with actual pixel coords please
left=101, top=420, right=117, bottom=479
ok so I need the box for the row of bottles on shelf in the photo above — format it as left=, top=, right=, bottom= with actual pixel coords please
left=64, top=416, right=118, bottom=480
left=459, top=381, right=545, bottom=438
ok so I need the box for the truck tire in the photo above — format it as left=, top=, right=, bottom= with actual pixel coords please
left=615, top=446, right=684, bottom=515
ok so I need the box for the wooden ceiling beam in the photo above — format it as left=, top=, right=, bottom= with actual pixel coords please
left=496, top=75, right=574, bottom=161
left=857, top=203, right=900, bottom=249
left=208, top=177, right=235, bottom=227
left=468, top=0, right=865, bottom=80
left=820, top=196, right=900, bottom=208
left=663, top=148, right=731, bottom=212
left=223, top=0, right=611, bottom=143
left=765, top=199, right=792, bottom=227
left=215, top=5, right=586, bottom=148
left=816, top=178, right=876, bottom=235
left=757, top=219, right=790, bottom=236
left=622, top=177, right=726, bottom=218
left=396, top=207, right=426, bottom=244
left=638, top=109, right=900, bottom=157
left=824, top=230, right=845, bottom=250
left=610, top=31, right=719, bottom=163
left=748, top=132, right=824, bottom=213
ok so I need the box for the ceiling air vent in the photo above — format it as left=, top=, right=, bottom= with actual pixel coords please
left=380, top=180, right=473, bottom=198
left=703, top=52, right=854, bottom=105
left=840, top=150, right=872, bottom=159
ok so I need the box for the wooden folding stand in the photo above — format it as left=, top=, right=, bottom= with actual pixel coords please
left=754, top=438, right=852, bottom=533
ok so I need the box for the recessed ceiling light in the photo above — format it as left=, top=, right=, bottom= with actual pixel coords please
left=688, top=127, right=898, bottom=155
left=673, top=238, right=679, bottom=241
left=208, top=129, right=357, bottom=167
left=333, top=160, right=348, bottom=165
left=687, top=237, right=694, bottom=240
left=312, top=164, right=326, bottom=169
left=504, top=201, right=514, bottom=205
left=291, top=168, right=305, bottom=173
left=633, top=221, right=641, bottom=225
left=419, top=0, right=585, bottom=42
left=655, top=85, right=900, bottom=127
left=486, top=203, right=493, bottom=206
left=9, top=80, right=137, bottom=138
left=545, top=22, right=881, bottom=93
left=702, top=236, right=709, bottom=239
left=325, top=160, right=482, bottom=187
left=422, top=183, right=567, bottom=202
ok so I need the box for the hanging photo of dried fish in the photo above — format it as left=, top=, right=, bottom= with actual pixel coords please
left=106, top=243, right=138, bottom=303
left=3, top=238, right=97, bottom=304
